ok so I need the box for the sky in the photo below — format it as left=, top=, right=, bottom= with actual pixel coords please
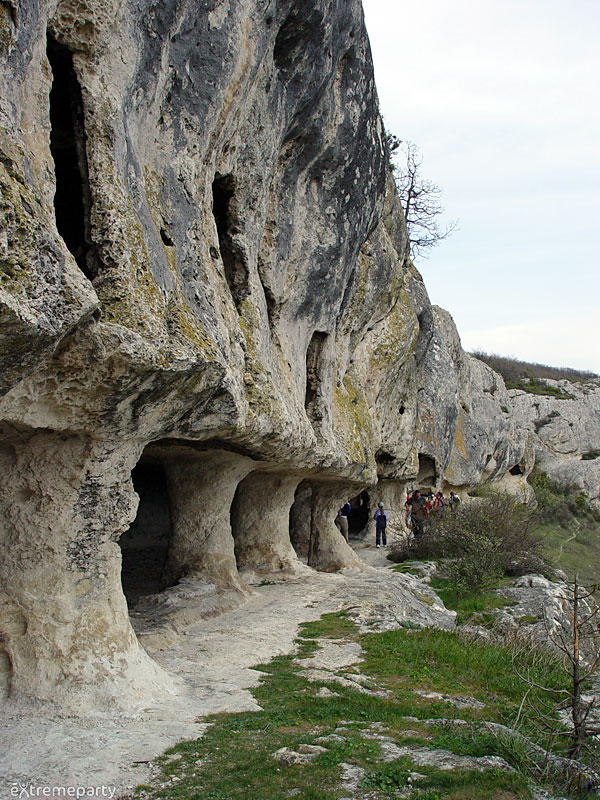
left=361, top=0, right=600, bottom=373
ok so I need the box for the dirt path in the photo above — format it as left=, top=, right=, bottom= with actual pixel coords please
left=0, top=541, right=447, bottom=798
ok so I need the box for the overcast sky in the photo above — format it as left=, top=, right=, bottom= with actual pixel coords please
left=361, top=0, right=600, bottom=373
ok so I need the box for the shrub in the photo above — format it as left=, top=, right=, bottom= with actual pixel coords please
left=471, top=350, right=598, bottom=385
left=529, top=468, right=600, bottom=525
left=390, top=494, right=546, bottom=594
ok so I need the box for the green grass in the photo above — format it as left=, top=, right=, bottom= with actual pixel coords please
left=430, top=576, right=515, bottom=626
left=360, top=627, right=565, bottom=733
left=540, top=521, right=600, bottom=585
left=125, top=609, right=574, bottom=800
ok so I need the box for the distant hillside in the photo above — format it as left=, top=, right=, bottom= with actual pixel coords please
left=472, top=351, right=598, bottom=393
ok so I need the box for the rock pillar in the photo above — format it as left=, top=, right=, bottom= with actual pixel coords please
left=230, top=471, right=304, bottom=579
left=307, top=482, right=365, bottom=572
left=162, top=450, right=254, bottom=595
left=0, top=426, right=172, bottom=709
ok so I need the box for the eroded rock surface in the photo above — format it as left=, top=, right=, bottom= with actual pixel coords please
left=510, top=379, right=600, bottom=506
left=0, top=0, right=597, bottom=726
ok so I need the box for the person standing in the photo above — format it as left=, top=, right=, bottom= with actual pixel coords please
left=338, top=500, right=351, bottom=542
left=409, top=490, right=428, bottom=537
left=373, top=501, right=388, bottom=548
left=433, top=490, right=447, bottom=511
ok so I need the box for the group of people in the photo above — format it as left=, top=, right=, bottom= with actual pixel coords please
left=335, top=488, right=460, bottom=548
left=405, top=488, right=460, bottom=536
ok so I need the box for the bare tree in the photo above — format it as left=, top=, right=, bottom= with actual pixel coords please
left=514, top=575, right=600, bottom=792
left=387, top=136, right=458, bottom=260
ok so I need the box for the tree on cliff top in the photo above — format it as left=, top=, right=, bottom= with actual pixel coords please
left=387, top=135, right=458, bottom=260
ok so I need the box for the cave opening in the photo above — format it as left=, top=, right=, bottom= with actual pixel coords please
left=509, top=464, right=523, bottom=476
left=305, top=331, right=328, bottom=422
left=47, top=35, right=99, bottom=280
left=119, top=462, right=175, bottom=606
left=417, top=453, right=437, bottom=487
left=212, top=173, right=249, bottom=309
left=348, top=490, right=370, bottom=538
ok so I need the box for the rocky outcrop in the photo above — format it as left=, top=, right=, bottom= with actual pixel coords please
left=509, top=380, right=600, bottom=506
left=0, top=0, right=595, bottom=715
left=0, top=0, right=423, bottom=711
left=414, top=304, right=532, bottom=500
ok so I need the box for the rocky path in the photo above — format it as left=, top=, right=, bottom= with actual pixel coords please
left=0, top=541, right=451, bottom=798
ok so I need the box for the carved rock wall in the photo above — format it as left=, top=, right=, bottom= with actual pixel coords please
left=1, top=0, right=589, bottom=713
left=0, top=0, right=420, bottom=709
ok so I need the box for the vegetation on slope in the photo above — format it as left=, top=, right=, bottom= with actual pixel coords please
left=124, top=489, right=600, bottom=800
left=471, top=351, right=598, bottom=397
left=126, top=610, right=582, bottom=800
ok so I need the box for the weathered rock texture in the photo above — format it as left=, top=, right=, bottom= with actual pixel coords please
left=413, top=304, right=532, bottom=500
left=509, top=380, right=600, bottom=507
left=0, top=0, right=597, bottom=714
left=0, top=0, right=422, bottom=710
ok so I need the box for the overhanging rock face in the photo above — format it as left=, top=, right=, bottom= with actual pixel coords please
left=0, top=0, right=531, bottom=710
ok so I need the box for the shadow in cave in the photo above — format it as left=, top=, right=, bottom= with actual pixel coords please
left=119, top=462, right=174, bottom=607
left=348, top=490, right=370, bottom=539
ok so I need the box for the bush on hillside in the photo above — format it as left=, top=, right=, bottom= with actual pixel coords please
left=529, top=468, right=600, bottom=527
left=470, top=351, right=598, bottom=386
left=390, top=493, right=547, bottom=594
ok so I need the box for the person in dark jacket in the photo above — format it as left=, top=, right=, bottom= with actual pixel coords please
left=373, top=501, right=388, bottom=547
left=409, top=490, right=428, bottom=536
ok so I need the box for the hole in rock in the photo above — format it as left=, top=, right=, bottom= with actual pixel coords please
left=160, top=227, right=174, bottom=247
left=47, top=35, right=99, bottom=280
left=417, top=454, right=436, bottom=486
left=212, top=173, right=249, bottom=309
left=305, top=331, right=328, bottom=422
left=509, top=464, right=523, bottom=476
left=348, top=490, right=370, bottom=538
left=119, top=463, right=175, bottom=606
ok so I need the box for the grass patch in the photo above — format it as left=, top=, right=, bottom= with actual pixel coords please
left=540, top=521, right=600, bottom=585
left=299, top=611, right=357, bottom=640
left=126, top=609, right=572, bottom=800
left=391, top=562, right=425, bottom=576
left=360, top=626, right=566, bottom=736
left=406, top=766, right=531, bottom=799
left=430, top=576, right=514, bottom=626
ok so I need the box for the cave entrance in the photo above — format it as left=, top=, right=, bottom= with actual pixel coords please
left=119, top=462, right=174, bottom=606
left=417, top=454, right=437, bottom=488
left=509, top=464, right=523, bottom=476
left=212, top=173, right=249, bottom=309
left=47, top=35, right=99, bottom=280
left=348, top=490, right=370, bottom=538
left=305, top=331, right=328, bottom=424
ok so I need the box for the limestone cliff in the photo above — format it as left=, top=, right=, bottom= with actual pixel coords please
left=414, top=304, right=532, bottom=501
left=0, top=0, right=420, bottom=710
left=0, top=0, right=595, bottom=714
left=509, top=379, right=600, bottom=506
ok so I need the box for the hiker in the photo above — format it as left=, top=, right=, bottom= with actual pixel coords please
left=449, top=491, right=461, bottom=510
left=433, top=490, right=447, bottom=511
left=337, top=499, right=351, bottom=542
left=404, top=489, right=412, bottom=530
left=373, top=501, right=388, bottom=548
left=409, top=490, right=428, bottom=537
